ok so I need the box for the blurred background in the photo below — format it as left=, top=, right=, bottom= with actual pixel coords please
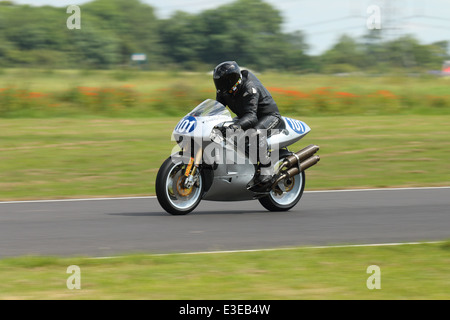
left=0, top=0, right=450, bottom=117
left=2, top=0, right=450, bottom=73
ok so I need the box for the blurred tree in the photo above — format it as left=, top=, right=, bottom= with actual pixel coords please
left=82, top=0, right=161, bottom=67
left=158, top=11, right=207, bottom=68
left=320, top=34, right=366, bottom=72
left=0, top=5, right=72, bottom=66
left=361, top=29, right=386, bottom=72
left=198, top=0, right=285, bottom=69
left=66, top=26, right=121, bottom=68
left=158, top=0, right=309, bottom=71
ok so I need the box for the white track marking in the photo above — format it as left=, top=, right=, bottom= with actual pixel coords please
left=0, top=196, right=157, bottom=204
left=90, top=241, right=445, bottom=259
left=305, top=186, right=450, bottom=193
left=1, top=186, right=449, bottom=204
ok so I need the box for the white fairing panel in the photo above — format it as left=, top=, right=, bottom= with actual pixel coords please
left=172, top=114, right=231, bottom=142
left=268, top=117, right=311, bottom=149
left=172, top=99, right=232, bottom=142
left=171, top=100, right=311, bottom=150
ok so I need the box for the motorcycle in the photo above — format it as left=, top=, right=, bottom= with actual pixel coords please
left=155, top=99, right=320, bottom=215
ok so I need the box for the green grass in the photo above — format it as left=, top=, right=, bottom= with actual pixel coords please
left=1, top=114, right=449, bottom=200
left=0, top=242, right=448, bottom=299
left=300, top=114, right=450, bottom=189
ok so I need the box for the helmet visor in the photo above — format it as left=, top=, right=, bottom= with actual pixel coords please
left=214, top=73, right=241, bottom=94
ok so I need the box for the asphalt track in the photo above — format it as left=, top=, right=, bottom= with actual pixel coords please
left=0, top=187, right=449, bottom=258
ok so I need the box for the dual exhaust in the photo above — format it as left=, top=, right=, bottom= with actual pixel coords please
left=272, top=144, right=320, bottom=188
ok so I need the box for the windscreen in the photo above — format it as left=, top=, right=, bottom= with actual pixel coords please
left=188, top=99, right=231, bottom=117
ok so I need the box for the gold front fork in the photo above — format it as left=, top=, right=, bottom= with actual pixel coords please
left=183, top=147, right=203, bottom=188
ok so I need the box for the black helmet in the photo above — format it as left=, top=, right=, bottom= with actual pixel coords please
left=213, top=61, right=242, bottom=94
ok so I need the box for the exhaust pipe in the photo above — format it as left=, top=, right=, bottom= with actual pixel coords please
left=279, top=144, right=320, bottom=171
left=271, top=147, right=321, bottom=190
left=284, top=155, right=320, bottom=179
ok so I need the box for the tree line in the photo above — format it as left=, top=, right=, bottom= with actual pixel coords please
left=0, top=0, right=448, bottom=72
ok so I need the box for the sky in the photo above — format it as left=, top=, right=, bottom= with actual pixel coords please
left=11, top=0, right=450, bottom=55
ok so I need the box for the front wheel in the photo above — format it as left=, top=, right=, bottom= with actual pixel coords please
left=156, top=156, right=203, bottom=215
left=258, top=159, right=305, bottom=212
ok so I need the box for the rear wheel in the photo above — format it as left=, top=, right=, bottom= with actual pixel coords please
left=156, top=156, right=203, bottom=215
left=258, top=158, right=305, bottom=212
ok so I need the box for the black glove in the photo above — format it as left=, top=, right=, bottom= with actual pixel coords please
left=214, top=122, right=240, bottom=133
left=213, top=123, right=227, bottom=136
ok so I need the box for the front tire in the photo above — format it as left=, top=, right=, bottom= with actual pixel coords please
left=258, top=159, right=305, bottom=212
left=156, top=156, right=203, bottom=215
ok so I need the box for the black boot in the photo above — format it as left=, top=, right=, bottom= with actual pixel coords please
left=248, top=164, right=274, bottom=192
left=253, top=169, right=273, bottom=185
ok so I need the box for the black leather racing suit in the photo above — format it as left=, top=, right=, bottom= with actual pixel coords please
left=216, top=70, right=281, bottom=131
left=216, top=70, right=282, bottom=168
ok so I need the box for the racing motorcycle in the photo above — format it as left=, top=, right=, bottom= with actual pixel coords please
left=155, top=99, right=320, bottom=215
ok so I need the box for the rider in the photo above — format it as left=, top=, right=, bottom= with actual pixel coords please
left=213, top=61, right=282, bottom=186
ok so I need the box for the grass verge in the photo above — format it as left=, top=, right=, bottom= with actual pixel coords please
left=0, top=242, right=448, bottom=299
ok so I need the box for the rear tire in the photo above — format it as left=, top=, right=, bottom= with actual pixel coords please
left=258, top=160, right=305, bottom=212
left=156, top=156, right=203, bottom=215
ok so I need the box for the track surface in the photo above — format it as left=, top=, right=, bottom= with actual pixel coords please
left=0, top=188, right=449, bottom=258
